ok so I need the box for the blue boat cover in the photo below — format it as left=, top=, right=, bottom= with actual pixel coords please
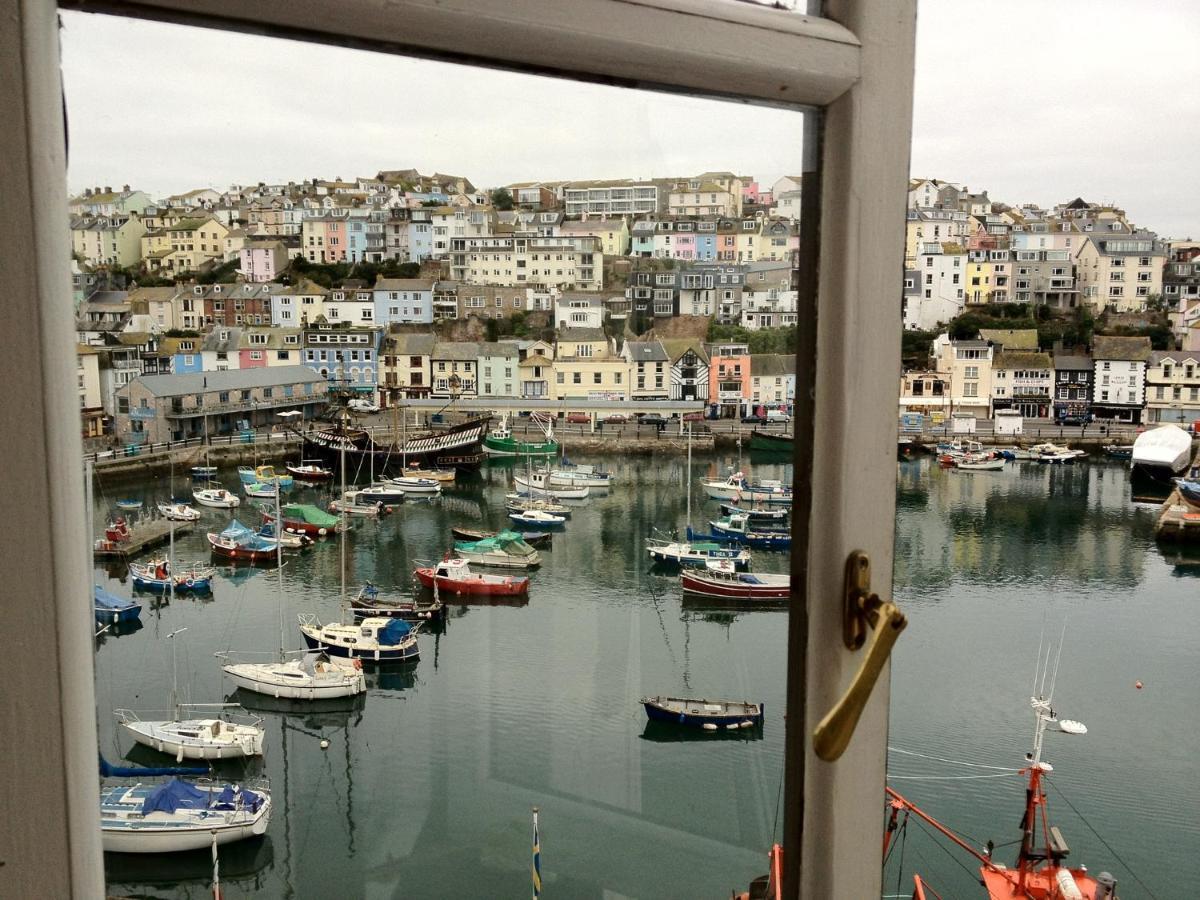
left=99, top=753, right=204, bottom=778
left=141, top=778, right=210, bottom=815
left=221, top=518, right=276, bottom=551
left=93, top=585, right=133, bottom=611
left=378, top=619, right=413, bottom=646
left=214, top=784, right=264, bottom=812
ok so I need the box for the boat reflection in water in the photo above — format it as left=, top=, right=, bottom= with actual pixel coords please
left=639, top=719, right=763, bottom=744
left=104, top=834, right=275, bottom=894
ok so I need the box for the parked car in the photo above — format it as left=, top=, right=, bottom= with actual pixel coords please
left=637, top=414, right=668, bottom=430
left=741, top=413, right=765, bottom=424
left=566, top=412, right=591, bottom=424
left=348, top=399, right=381, bottom=414
left=603, top=414, right=628, bottom=424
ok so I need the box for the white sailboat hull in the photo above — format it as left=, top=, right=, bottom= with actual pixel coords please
left=118, top=717, right=264, bottom=760
left=513, top=473, right=589, bottom=499
left=455, top=550, right=541, bottom=569
left=100, top=786, right=271, bottom=854
left=222, top=662, right=365, bottom=700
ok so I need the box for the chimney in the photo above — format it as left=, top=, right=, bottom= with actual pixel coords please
left=122, top=184, right=130, bottom=192
left=105, top=186, right=112, bottom=193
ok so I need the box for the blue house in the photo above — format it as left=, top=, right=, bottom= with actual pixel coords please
left=373, top=277, right=435, bottom=325
left=167, top=336, right=203, bottom=374
left=303, top=324, right=383, bottom=401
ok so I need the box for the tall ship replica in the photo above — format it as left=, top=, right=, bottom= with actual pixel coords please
left=292, top=404, right=490, bottom=473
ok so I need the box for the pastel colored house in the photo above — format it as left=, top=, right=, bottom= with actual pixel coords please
left=380, top=331, right=434, bottom=400
left=239, top=327, right=303, bottom=369
left=70, top=214, right=147, bottom=268
left=622, top=340, right=671, bottom=401
left=239, top=240, right=290, bottom=282
left=552, top=328, right=628, bottom=400
left=271, top=278, right=328, bottom=327
left=707, top=342, right=752, bottom=415
left=477, top=342, right=520, bottom=399
left=373, top=278, right=434, bottom=325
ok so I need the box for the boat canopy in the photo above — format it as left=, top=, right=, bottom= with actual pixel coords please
left=98, top=754, right=205, bottom=778
left=378, top=619, right=413, bottom=646
left=454, top=530, right=534, bottom=554
left=281, top=503, right=340, bottom=527
left=221, top=518, right=276, bottom=551
left=214, top=784, right=264, bottom=812
left=93, top=585, right=133, bottom=610
left=141, top=779, right=210, bottom=815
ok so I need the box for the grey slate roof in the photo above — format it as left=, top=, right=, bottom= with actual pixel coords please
left=624, top=340, right=669, bottom=362
left=132, top=365, right=324, bottom=398
left=374, top=278, right=434, bottom=291
left=751, top=354, right=796, bottom=377
left=432, top=341, right=480, bottom=361
left=1052, top=354, right=1092, bottom=370
left=476, top=341, right=519, bottom=358
left=203, top=328, right=242, bottom=352
left=1092, top=335, right=1153, bottom=362
left=557, top=327, right=607, bottom=342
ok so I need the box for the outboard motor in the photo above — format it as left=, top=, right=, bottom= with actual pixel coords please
left=1094, top=872, right=1117, bottom=900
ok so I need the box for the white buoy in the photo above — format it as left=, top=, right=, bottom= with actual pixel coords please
left=1058, top=720, right=1087, bottom=735
left=702, top=723, right=718, bottom=732
left=726, top=723, right=739, bottom=730
left=320, top=739, right=330, bottom=749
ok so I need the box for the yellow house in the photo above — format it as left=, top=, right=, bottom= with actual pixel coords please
left=162, top=216, right=230, bottom=274
left=559, top=218, right=630, bottom=257
left=551, top=327, right=629, bottom=400
left=964, top=252, right=993, bottom=305
left=140, top=230, right=174, bottom=270
left=70, top=214, right=146, bottom=268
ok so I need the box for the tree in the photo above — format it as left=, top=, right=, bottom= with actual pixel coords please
left=490, top=188, right=514, bottom=211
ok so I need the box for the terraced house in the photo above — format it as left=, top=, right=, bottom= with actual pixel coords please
left=553, top=328, right=628, bottom=401
left=70, top=213, right=147, bottom=268
left=1075, top=224, right=1166, bottom=314
left=449, top=235, right=602, bottom=290
left=303, top=324, right=382, bottom=401
left=1144, top=351, right=1200, bottom=425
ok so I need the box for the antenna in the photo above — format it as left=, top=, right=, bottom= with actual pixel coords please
left=1047, top=620, right=1067, bottom=703
left=1032, top=618, right=1046, bottom=694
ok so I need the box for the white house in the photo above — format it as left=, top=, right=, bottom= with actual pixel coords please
left=1090, top=335, right=1152, bottom=423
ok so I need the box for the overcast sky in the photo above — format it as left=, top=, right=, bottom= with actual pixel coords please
left=62, top=1, right=1198, bottom=236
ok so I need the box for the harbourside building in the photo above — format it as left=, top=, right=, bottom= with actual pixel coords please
left=930, top=334, right=994, bottom=419
left=1143, top=350, right=1200, bottom=425
left=113, top=365, right=328, bottom=444
left=991, top=350, right=1053, bottom=418
left=1090, top=335, right=1152, bottom=423
left=1050, top=354, right=1093, bottom=423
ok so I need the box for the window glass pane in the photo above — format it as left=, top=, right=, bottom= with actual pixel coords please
left=64, top=11, right=812, bottom=897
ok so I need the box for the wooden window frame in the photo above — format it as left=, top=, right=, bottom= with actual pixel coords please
left=1, top=0, right=914, bottom=896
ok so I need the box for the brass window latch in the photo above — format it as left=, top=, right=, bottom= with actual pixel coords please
left=813, top=550, right=907, bottom=762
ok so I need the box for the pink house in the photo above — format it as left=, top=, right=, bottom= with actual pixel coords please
left=325, top=220, right=346, bottom=262
left=707, top=342, right=752, bottom=416
left=238, top=240, right=289, bottom=282
left=742, top=181, right=773, bottom=206
left=674, top=233, right=697, bottom=260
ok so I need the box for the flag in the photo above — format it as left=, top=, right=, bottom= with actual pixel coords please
left=531, top=807, right=542, bottom=899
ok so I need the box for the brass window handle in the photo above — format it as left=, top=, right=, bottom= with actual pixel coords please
left=813, top=551, right=907, bottom=762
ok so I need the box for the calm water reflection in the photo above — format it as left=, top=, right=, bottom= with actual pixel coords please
left=93, top=453, right=1198, bottom=898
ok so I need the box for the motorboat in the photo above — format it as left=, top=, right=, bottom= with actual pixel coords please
left=704, top=516, right=791, bottom=549
left=547, top=461, right=613, bottom=488
left=356, top=483, right=406, bottom=505
left=94, top=585, right=142, bottom=625
left=387, top=475, right=443, bottom=496
left=700, top=472, right=792, bottom=505
left=254, top=465, right=293, bottom=489
left=505, top=494, right=571, bottom=516
left=513, top=470, right=589, bottom=499
left=190, top=465, right=217, bottom=481
left=285, top=461, right=333, bottom=482
left=256, top=522, right=311, bottom=550
left=207, top=519, right=280, bottom=564
left=263, top=503, right=344, bottom=536
left=1031, top=442, right=1085, bottom=465
left=244, top=481, right=278, bottom=499
left=329, top=491, right=387, bottom=517
left=680, top=563, right=791, bottom=600
left=1131, top=424, right=1194, bottom=483
left=453, top=531, right=542, bottom=568
left=956, top=454, right=1006, bottom=471
left=413, top=557, right=530, bottom=597
left=451, top=526, right=552, bottom=547
left=297, top=614, right=421, bottom=663
left=482, top=415, right=558, bottom=457
left=645, top=536, right=751, bottom=570
left=237, top=466, right=258, bottom=486
left=640, top=696, right=764, bottom=731
left=129, top=560, right=215, bottom=593
left=157, top=502, right=201, bottom=522
left=193, top=486, right=240, bottom=509
left=351, top=582, right=445, bottom=622
left=508, top=509, right=566, bottom=528
left=718, top=502, right=789, bottom=525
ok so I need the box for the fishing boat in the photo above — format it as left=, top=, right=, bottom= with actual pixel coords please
left=513, top=469, right=590, bottom=499
left=640, top=696, right=764, bottom=731
left=157, top=502, right=201, bottom=522
left=700, top=472, right=792, bottom=505
left=329, top=491, right=387, bottom=517
left=1131, top=423, right=1194, bottom=484
left=883, top=644, right=1120, bottom=900
left=508, top=509, right=566, bottom=528
left=1102, top=444, right=1135, bottom=460
left=718, top=502, right=789, bottom=525
left=219, top=460, right=367, bottom=700
left=748, top=429, right=793, bottom=455
left=190, top=465, right=217, bottom=481
left=192, top=486, right=240, bottom=509
left=94, top=584, right=142, bottom=624
left=680, top=563, right=791, bottom=600
left=244, top=481, right=278, bottom=499
left=451, top=526, right=551, bottom=547
left=254, top=465, right=293, bottom=489
left=646, top=536, right=752, bottom=569
left=237, top=466, right=258, bottom=486
left=956, top=454, right=1006, bottom=472
left=115, top=498, right=143, bottom=511
left=297, top=615, right=421, bottom=663
left=285, top=460, right=334, bottom=482
left=263, top=503, right=344, bottom=537
left=130, top=559, right=215, bottom=593
left=256, top=522, right=310, bottom=549
left=483, top=415, right=558, bottom=457
left=413, top=557, right=530, bottom=597
left=100, top=777, right=271, bottom=854
left=116, top=627, right=266, bottom=761
left=207, top=519, right=280, bottom=564
left=454, top=531, right=542, bottom=568
left=704, top=515, right=791, bottom=549
left=547, top=460, right=613, bottom=488
left=351, top=581, right=444, bottom=622
left=505, top=494, right=571, bottom=517
left=357, top=483, right=407, bottom=505
left=387, top=474, right=443, bottom=495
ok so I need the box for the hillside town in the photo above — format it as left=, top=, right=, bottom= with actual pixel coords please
left=70, top=170, right=1200, bottom=444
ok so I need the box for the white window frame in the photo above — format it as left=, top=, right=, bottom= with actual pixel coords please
left=9, top=1, right=912, bottom=896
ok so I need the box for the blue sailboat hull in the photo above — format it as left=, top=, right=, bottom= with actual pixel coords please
left=300, top=631, right=420, bottom=663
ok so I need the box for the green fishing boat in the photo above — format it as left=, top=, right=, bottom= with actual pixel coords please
left=748, top=429, right=793, bottom=455
left=482, top=416, right=559, bottom=457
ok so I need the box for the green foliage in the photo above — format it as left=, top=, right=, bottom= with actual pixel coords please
left=490, top=188, right=514, bottom=211
left=707, top=321, right=796, bottom=354
left=484, top=318, right=500, bottom=342
left=165, top=328, right=201, bottom=338
left=900, top=329, right=937, bottom=366
left=279, top=255, right=422, bottom=288
left=197, top=258, right=239, bottom=284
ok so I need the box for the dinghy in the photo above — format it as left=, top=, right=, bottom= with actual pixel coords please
left=640, top=696, right=764, bottom=731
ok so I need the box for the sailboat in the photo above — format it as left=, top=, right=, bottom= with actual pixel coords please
left=218, top=486, right=365, bottom=700
left=646, top=425, right=752, bottom=570
left=389, top=403, right=444, bottom=495
left=298, top=412, right=422, bottom=664
left=115, top=627, right=266, bottom=761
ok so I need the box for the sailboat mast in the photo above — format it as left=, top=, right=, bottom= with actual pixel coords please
left=340, top=422, right=347, bottom=614
left=274, top=475, right=285, bottom=661
left=686, top=424, right=692, bottom=530
left=167, top=626, right=187, bottom=718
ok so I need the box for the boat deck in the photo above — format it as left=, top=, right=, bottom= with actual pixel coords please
left=1154, top=489, right=1200, bottom=543
left=93, top=520, right=194, bottom=559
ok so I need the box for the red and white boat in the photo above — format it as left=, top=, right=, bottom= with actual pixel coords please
left=413, top=557, right=529, bottom=597
left=285, top=460, right=333, bottom=482
left=883, top=645, right=1121, bottom=900
left=680, top=560, right=790, bottom=599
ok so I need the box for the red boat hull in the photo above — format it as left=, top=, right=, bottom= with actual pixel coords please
left=262, top=512, right=339, bottom=537
left=680, top=572, right=790, bottom=599
left=285, top=465, right=332, bottom=482
left=207, top=537, right=279, bottom=564
left=413, top=567, right=528, bottom=596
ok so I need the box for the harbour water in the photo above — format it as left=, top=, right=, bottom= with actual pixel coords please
left=92, top=453, right=1199, bottom=897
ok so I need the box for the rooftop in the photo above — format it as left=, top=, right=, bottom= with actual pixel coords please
left=129, top=365, right=325, bottom=398
left=1092, top=335, right=1153, bottom=362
